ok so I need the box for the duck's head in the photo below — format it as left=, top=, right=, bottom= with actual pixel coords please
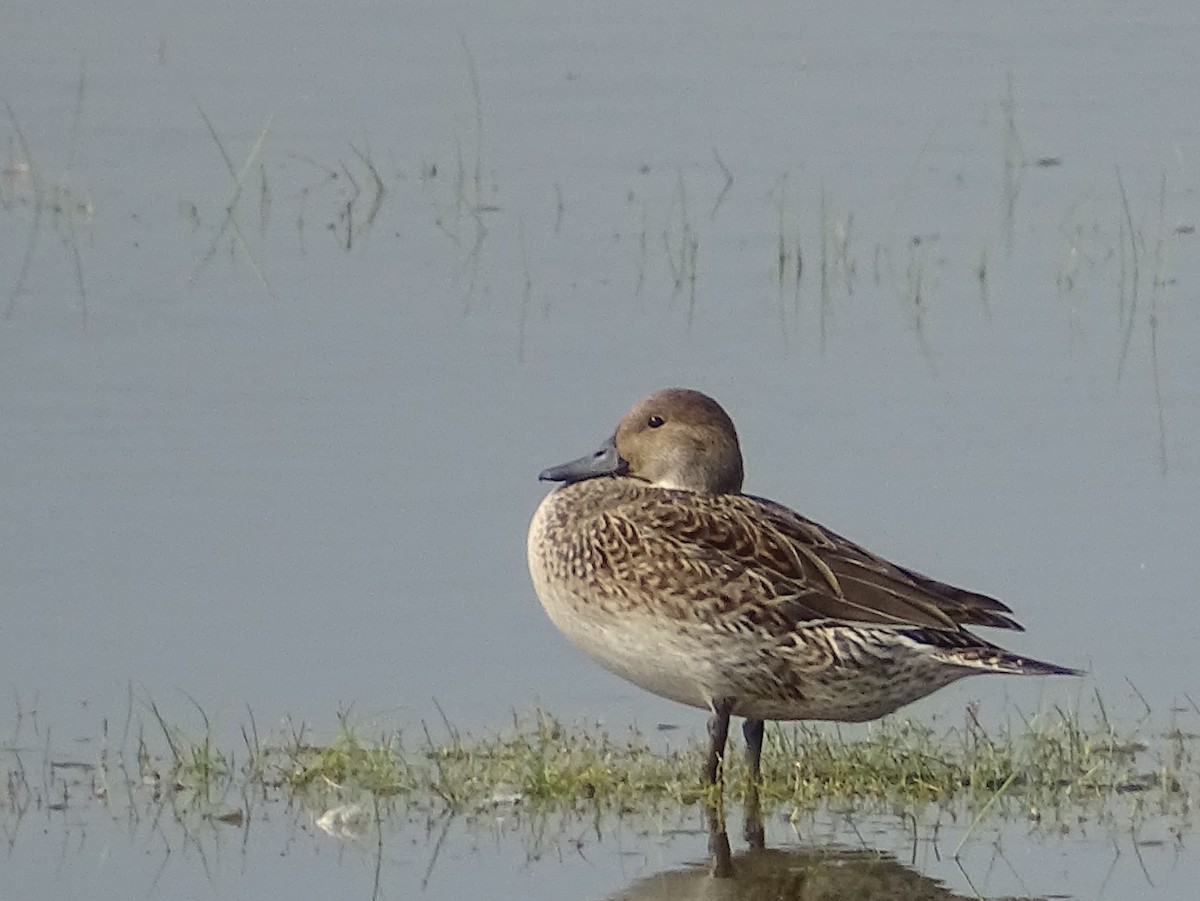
left=538, top=388, right=744, bottom=494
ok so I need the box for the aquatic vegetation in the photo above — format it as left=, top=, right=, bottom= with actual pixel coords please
left=4, top=700, right=1195, bottom=840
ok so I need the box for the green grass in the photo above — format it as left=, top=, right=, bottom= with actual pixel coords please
left=4, top=700, right=1197, bottom=837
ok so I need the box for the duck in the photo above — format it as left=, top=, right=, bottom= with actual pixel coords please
left=527, top=388, right=1081, bottom=785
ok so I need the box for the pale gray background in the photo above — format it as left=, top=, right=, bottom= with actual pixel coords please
left=3, top=1, right=1198, bottom=898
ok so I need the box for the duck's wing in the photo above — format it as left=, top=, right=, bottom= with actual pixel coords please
left=755, top=496, right=1023, bottom=630
left=615, top=491, right=1022, bottom=633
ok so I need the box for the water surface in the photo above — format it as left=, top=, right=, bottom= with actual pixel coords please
left=3, top=0, right=1199, bottom=897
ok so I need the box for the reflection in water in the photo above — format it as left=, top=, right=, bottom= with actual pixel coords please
left=613, top=845, right=1048, bottom=901
left=613, top=797, right=1055, bottom=901
left=621, top=809, right=1051, bottom=901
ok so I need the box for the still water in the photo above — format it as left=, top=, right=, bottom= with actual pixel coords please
left=3, top=0, right=1199, bottom=897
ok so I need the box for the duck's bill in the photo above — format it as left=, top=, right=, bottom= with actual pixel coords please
left=539, top=435, right=627, bottom=483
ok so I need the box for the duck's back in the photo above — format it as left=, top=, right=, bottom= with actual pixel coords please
left=529, top=477, right=1021, bottom=635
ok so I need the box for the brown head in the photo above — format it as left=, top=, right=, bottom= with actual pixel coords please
left=539, top=388, right=744, bottom=494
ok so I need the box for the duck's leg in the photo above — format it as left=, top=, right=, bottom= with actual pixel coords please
left=742, top=718, right=766, bottom=848
left=743, top=719, right=765, bottom=782
left=704, top=698, right=734, bottom=784
left=706, top=798, right=733, bottom=878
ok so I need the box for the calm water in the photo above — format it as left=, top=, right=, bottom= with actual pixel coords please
left=3, top=0, right=1199, bottom=897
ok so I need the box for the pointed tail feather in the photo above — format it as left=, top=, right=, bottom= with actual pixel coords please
left=944, top=645, right=1084, bottom=677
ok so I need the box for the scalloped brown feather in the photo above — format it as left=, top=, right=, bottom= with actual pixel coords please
left=549, top=484, right=1022, bottom=634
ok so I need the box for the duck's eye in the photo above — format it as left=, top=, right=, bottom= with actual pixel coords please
left=647, top=415, right=665, bottom=429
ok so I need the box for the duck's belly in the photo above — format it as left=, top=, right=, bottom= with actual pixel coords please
left=532, top=580, right=974, bottom=723
left=539, top=596, right=722, bottom=712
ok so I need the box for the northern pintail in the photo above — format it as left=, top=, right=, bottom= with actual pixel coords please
left=527, top=388, right=1080, bottom=784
